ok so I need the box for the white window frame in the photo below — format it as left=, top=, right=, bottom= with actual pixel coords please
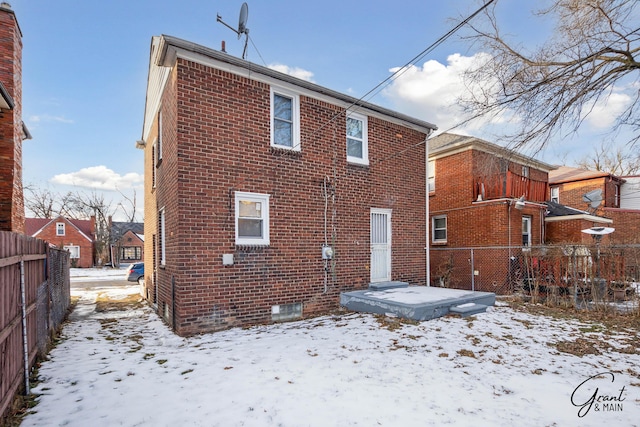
left=432, top=215, right=447, bottom=243
left=64, top=245, right=80, bottom=259
left=522, top=215, right=532, bottom=247
left=152, top=141, right=157, bottom=188
left=428, top=160, right=436, bottom=192
left=157, top=109, right=163, bottom=161
left=522, top=165, right=530, bottom=178
left=56, top=222, right=65, bottom=236
left=550, top=186, right=559, bottom=203
left=346, top=112, right=369, bottom=165
left=235, top=192, right=270, bottom=246
left=159, top=208, right=166, bottom=266
left=270, top=87, right=300, bottom=151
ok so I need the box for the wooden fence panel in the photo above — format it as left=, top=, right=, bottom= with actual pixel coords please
left=0, top=231, right=69, bottom=421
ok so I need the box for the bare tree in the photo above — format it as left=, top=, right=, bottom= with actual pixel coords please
left=24, top=184, right=58, bottom=218
left=576, top=141, right=640, bottom=175
left=64, top=191, right=113, bottom=265
left=459, top=0, right=640, bottom=152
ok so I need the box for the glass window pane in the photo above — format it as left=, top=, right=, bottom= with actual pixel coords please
left=238, top=218, right=263, bottom=237
left=239, top=200, right=261, bottom=218
left=434, top=229, right=446, bottom=240
left=434, top=217, right=446, bottom=229
left=347, top=138, right=363, bottom=158
left=274, top=94, right=292, bottom=121
left=347, top=117, right=362, bottom=139
left=274, top=120, right=292, bottom=147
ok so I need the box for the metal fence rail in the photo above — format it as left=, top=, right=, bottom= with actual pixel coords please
left=430, top=244, right=640, bottom=297
left=0, top=232, right=70, bottom=421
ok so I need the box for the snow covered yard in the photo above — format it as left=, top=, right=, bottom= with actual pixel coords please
left=19, top=284, right=640, bottom=427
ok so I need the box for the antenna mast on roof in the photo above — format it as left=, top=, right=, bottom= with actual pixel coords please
left=217, top=2, right=250, bottom=59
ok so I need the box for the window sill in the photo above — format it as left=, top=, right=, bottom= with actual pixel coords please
left=270, top=146, right=301, bottom=156
left=431, top=241, right=447, bottom=246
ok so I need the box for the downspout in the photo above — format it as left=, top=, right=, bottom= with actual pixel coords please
left=20, top=260, right=30, bottom=395
left=425, top=130, right=432, bottom=287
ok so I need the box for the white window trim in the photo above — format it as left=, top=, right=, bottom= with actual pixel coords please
left=346, top=112, right=369, bottom=165
left=522, top=215, right=532, bottom=247
left=550, top=186, right=559, bottom=203
left=159, top=207, right=166, bottom=266
left=56, top=222, right=65, bottom=236
left=64, top=245, right=80, bottom=259
left=152, top=140, right=157, bottom=188
left=235, top=192, right=271, bottom=246
left=270, top=87, right=300, bottom=151
left=432, top=215, right=447, bottom=243
left=428, top=160, right=436, bottom=192
left=157, top=109, right=163, bottom=160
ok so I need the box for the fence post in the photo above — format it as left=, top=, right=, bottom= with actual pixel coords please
left=470, top=248, right=475, bottom=291
left=20, top=259, right=30, bottom=395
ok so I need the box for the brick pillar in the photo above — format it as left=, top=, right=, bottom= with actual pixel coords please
left=0, top=3, right=25, bottom=233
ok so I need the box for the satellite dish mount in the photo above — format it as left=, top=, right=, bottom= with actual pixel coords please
left=217, top=2, right=250, bottom=59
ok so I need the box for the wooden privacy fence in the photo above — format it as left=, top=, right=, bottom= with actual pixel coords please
left=0, top=231, right=70, bottom=420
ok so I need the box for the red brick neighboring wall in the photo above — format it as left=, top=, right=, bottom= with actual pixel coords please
left=150, top=60, right=428, bottom=335
left=0, top=6, right=24, bottom=233
left=34, top=221, right=94, bottom=268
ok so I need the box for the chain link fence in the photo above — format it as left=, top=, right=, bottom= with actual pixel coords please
left=430, top=244, right=640, bottom=300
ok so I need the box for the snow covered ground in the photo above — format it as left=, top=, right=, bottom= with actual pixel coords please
left=20, top=276, right=640, bottom=427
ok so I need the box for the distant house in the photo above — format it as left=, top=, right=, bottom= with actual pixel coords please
left=109, top=220, right=144, bottom=266
left=25, top=216, right=95, bottom=268
left=427, top=133, right=555, bottom=291
left=549, top=166, right=640, bottom=244
left=138, top=35, right=436, bottom=335
left=0, top=3, right=30, bottom=233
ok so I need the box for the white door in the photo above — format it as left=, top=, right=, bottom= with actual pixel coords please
left=370, top=209, right=392, bottom=282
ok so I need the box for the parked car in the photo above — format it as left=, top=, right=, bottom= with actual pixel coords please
left=126, top=262, right=144, bottom=285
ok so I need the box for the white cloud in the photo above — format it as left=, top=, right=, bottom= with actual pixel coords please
left=268, top=64, right=315, bottom=82
left=382, top=52, right=497, bottom=134
left=581, top=90, right=632, bottom=129
left=28, top=114, right=74, bottom=124
left=51, top=166, right=143, bottom=191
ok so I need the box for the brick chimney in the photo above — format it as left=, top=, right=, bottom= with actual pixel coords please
left=0, top=3, right=25, bottom=233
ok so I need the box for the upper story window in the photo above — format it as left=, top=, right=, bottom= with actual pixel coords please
left=428, top=160, right=436, bottom=192
left=152, top=142, right=157, bottom=188
left=550, top=186, right=559, bottom=203
left=157, top=110, right=163, bottom=162
left=270, top=88, right=300, bottom=151
left=432, top=215, right=447, bottom=243
left=522, top=165, right=530, bottom=178
left=346, top=112, right=368, bottom=165
left=159, top=208, right=166, bottom=266
left=235, top=192, right=270, bottom=246
left=56, top=222, right=65, bottom=236
left=614, top=184, right=620, bottom=207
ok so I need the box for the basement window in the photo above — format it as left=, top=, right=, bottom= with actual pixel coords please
left=271, top=303, right=302, bottom=322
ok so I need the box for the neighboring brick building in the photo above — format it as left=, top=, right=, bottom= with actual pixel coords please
left=427, top=133, right=555, bottom=291
left=549, top=166, right=640, bottom=244
left=138, top=35, right=436, bottom=335
left=25, top=216, right=95, bottom=268
left=110, top=220, right=144, bottom=266
left=0, top=3, right=30, bottom=233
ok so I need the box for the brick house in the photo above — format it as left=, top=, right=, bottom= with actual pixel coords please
left=110, top=221, right=144, bottom=266
left=0, top=3, right=30, bottom=233
left=427, top=133, right=555, bottom=292
left=137, top=35, right=436, bottom=335
left=549, top=166, right=640, bottom=244
left=25, top=216, right=95, bottom=268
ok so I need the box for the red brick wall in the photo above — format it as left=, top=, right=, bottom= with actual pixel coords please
left=603, top=208, right=640, bottom=244
left=147, top=59, right=428, bottom=335
left=0, top=6, right=24, bottom=233
left=35, top=221, right=94, bottom=268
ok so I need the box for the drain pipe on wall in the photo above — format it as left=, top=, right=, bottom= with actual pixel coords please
left=424, top=130, right=433, bottom=287
left=20, top=260, right=30, bottom=395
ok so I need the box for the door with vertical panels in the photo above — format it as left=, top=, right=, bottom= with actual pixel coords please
left=370, top=209, right=392, bottom=282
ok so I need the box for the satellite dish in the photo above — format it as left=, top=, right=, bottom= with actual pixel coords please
left=238, top=3, right=248, bottom=38
left=582, top=189, right=603, bottom=210
left=216, top=2, right=250, bottom=59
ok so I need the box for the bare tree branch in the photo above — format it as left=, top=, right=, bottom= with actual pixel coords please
left=458, top=0, right=640, bottom=152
